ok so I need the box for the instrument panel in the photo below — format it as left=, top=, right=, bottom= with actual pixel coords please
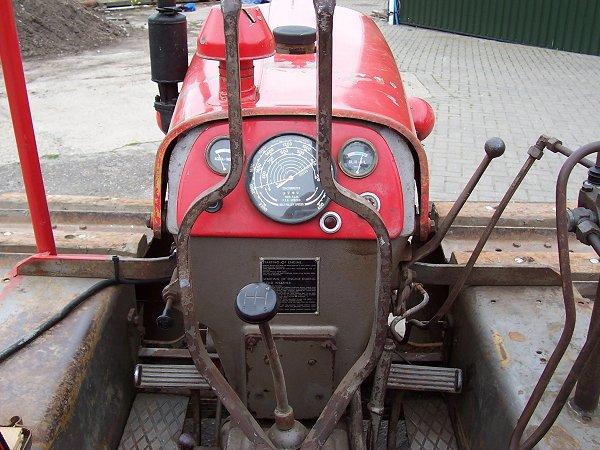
left=173, top=117, right=412, bottom=240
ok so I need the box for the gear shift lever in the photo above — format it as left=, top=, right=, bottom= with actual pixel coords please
left=235, top=283, right=308, bottom=448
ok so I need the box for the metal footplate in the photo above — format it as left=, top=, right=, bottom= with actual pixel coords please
left=387, top=364, right=462, bottom=393
left=404, top=394, right=459, bottom=450
left=134, top=364, right=210, bottom=390
left=118, top=393, right=189, bottom=450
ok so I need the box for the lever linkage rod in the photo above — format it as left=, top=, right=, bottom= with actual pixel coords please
left=411, top=137, right=505, bottom=264
left=426, top=142, right=543, bottom=327
left=176, top=0, right=275, bottom=447
left=305, top=0, right=394, bottom=447
left=510, top=141, right=600, bottom=450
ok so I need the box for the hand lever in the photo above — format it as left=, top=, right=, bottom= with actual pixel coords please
left=235, top=283, right=309, bottom=449
left=156, top=296, right=174, bottom=329
left=235, top=283, right=296, bottom=432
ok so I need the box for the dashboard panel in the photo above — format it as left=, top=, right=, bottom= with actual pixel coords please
left=170, top=117, right=413, bottom=239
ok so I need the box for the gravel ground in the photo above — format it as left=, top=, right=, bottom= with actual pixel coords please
left=12, top=0, right=127, bottom=58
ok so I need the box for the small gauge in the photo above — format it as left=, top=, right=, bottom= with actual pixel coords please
left=206, top=137, right=231, bottom=175
left=338, top=140, right=377, bottom=178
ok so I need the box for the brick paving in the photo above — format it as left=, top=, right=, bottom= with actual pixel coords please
left=374, top=18, right=600, bottom=202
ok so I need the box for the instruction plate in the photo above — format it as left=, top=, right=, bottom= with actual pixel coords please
left=260, top=258, right=319, bottom=313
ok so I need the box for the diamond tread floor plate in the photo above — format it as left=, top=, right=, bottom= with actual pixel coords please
left=118, top=393, right=189, bottom=450
left=404, top=394, right=458, bottom=450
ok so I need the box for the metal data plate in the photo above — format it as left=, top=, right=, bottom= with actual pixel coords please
left=260, top=257, right=319, bottom=313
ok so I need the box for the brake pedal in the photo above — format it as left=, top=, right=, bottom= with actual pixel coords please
left=134, top=364, right=210, bottom=390
left=387, top=364, right=462, bottom=393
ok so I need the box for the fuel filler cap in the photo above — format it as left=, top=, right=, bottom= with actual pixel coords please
left=273, top=26, right=316, bottom=54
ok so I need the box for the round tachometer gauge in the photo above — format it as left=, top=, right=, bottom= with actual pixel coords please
left=247, top=134, right=329, bottom=224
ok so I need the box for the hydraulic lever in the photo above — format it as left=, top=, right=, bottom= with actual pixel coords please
left=425, top=141, right=543, bottom=327
left=235, top=283, right=308, bottom=448
left=411, top=137, right=505, bottom=263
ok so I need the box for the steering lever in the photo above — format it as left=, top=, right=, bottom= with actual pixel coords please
left=235, top=283, right=308, bottom=448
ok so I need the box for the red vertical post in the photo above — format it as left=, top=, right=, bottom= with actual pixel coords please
left=0, top=0, right=56, bottom=255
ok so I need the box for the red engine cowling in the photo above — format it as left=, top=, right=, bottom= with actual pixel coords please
left=151, top=0, right=432, bottom=241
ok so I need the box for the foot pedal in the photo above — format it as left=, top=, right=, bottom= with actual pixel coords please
left=134, top=364, right=210, bottom=390
left=404, top=394, right=458, bottom=450
left=387, top=364, right=462, bottom=393
left=118, top=393, right=188, bottom=450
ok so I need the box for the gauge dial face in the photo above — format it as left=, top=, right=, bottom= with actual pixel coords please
left=206, top=138, right=231, bottom=175
left=247, top=134, right=329, bottom=224
left=339, top=140, right=377, bottom=178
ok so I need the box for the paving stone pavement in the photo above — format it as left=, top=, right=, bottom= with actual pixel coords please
left=374, top=17, right=600, bottom=202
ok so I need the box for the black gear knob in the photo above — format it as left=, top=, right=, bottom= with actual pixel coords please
left=156, top=313, right=173, bottom=329
left=235, top=283, right=279, bottom=324
left=484, top=137, right=506, bottom=159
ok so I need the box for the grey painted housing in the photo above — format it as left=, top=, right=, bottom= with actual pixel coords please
left=166, top=119, right=418, bottom=419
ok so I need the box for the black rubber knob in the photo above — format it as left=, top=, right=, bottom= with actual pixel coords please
left=156, top=313, right=173, bottom=330
left=235, top=283, right=279, bottom=324
left=484, top=137, right=506, bottom=159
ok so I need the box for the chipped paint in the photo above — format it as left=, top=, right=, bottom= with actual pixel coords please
left=492, top=331, right=509, bottom=368
left=543, top=424, right=581, bottom=450
left=508, top=331, right=526, bottom=342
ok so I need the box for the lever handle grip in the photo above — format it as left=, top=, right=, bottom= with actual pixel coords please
left=156, top=296, right=174, bottom=329
left=156, top=312, right=173, bottom=329
left=485, top=137, right=506, bottom=159
left=235, top=282, right=279, bottom=324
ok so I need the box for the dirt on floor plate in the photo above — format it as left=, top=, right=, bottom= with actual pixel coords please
left=12, top=0, right=128, bottom=58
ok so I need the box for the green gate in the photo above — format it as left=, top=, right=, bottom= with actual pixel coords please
left=400, top=0, right=600, bottom=56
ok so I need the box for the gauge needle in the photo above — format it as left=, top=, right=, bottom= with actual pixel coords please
left=355, top=154, right=364, bottom=175
left=216, top=149, right=228, bottom=171
left=276, top=162, right=314, bottom=188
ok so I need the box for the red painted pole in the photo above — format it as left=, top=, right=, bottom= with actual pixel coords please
left=0, top=0, right=56, bottom=255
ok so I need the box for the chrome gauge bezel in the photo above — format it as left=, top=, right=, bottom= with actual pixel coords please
left=338, top=138, right=378, bottom=178
left=360, top=192, right=381, bottom=211
left=205, top=136, right=232, bottom=175
left=246, top=133, right=330, bottom=224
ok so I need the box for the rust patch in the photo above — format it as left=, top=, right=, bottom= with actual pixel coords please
left=542, top=424, right=580, bottom=450
left=548, top=321, right=563, bottom=334
left=492, top=331, right=509, bottom=368
left=508, top=331, right=526, bottom=342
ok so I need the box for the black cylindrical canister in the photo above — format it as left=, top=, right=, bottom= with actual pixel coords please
left=148, top=7, right=188, bottom=84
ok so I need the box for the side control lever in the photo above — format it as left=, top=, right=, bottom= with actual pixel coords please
left=157, top=270, right=179, bottom=329
left=235, top=283, right=308, bottom=448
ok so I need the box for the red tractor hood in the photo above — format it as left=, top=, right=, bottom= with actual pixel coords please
left=171, top=0, right=416, bottom=133
left=151, top=0, right=430, bottom=239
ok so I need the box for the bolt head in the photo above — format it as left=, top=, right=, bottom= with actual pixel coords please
left=575, top=220, right=600, bottom=245
left=484, top=137, right=506, bottom=159
left=527, top=145, right=544, bottom=160
left=582, top=181, right=594, bottom=192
